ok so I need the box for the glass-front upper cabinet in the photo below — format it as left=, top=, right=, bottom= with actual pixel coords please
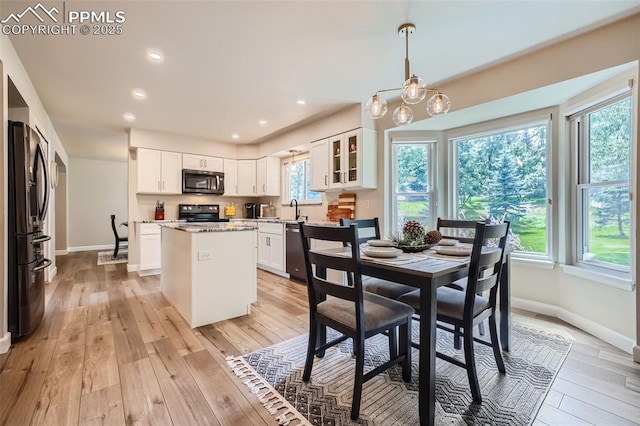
left=323, top=128, right=377, bottom=190
left=330, top=135, right=342, bottom=187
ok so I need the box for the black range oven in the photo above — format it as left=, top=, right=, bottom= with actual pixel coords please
left=178, top=204, right=230, bottom=222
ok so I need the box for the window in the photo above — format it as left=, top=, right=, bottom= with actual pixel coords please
left=391, top=141, right=436, bottom=234
left=572, top=94, right=631, bottom=272
left=283, top=156, right=321, bottom=204
left=452, top=121, right=550, bottom=256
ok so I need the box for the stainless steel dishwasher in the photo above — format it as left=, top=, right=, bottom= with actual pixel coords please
left=285, top=223, right=306, bottom=282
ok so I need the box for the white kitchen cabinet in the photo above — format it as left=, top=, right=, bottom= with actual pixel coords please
left=256, top=157, right=281, bottom=196
left=257, top=222, right=285, bottom=276
left=223, top=159, right=238, bottom=195
left=237, top=160, right=257, bottom=196
left=310, top=138, right=329, bottom=191
left=328, top=128, right=377, bottom=190
left=138, top=223, right=162, bottom=276
left=137, top=148, right=182, bottom=194
left=310, top=238, right=345, bottom=284
left=183, top=154, right=223, bottom=172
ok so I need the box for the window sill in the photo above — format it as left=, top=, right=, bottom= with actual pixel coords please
left=510, top=257, right=556, bottom=270
left=560, top=265, right=635, bottom=291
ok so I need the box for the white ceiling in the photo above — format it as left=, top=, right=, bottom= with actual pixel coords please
left=5, top=1, right=640, bottom=161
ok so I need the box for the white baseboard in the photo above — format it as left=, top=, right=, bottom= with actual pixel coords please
left=68, top=244, right=113, bottom=252
left=0, top=332, right=11, bottom=354
left=127, top=263, right=138, bottom=273
left=512, top=297, right=636, bottom=354
left=257, top=264, right=289, bottom=278
left=55, top=249, right=68, bottom=255
left=137, top=268, right=160, bottom=277
left=634, top=345, right=640, bottom=363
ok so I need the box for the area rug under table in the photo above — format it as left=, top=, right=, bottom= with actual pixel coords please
left=96, top=250, right=128, bottom=265
left=228, top=323, right=571, bottom=426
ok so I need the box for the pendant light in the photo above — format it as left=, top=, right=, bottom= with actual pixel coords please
left=365, top=23, right=451, bottom=125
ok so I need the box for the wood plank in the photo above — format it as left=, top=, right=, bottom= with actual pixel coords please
left=184, top=348, right=269, bottom=426
left=31, top=349, right=84, bottom=424
left=155, top=306, right=204, bottom=356
left=109, top=300, right=148, bottom=366
left=542, top=389, right=564, bottom=408
left=55, top=306, right=88, bottom=355
left=0, top=371, right=44, bottom=425
left=535, top=404, right=593, bottom=425
left=123, top=280, right=167, bottom=343
left=82, top=321, right=119, bottom=395
left=78, top=384, right=125, bottom=426
left=559, top=395, right=639, bottom=426
left=87, top=291, right=111, bottom=325
left=558, top=366, right=640, bottom=408
left=147, top=338, right=220, bottom=425
left=66, top=282, right=90, bottom=310
left=552, top=377, right=640, bottom=423
left=119, top=358, right=172, bottom=425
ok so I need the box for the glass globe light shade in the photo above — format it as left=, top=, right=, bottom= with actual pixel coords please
left=365, top=94, right=388, bottom=119
left=426, top=93, right=451, bottom=116
left=401, top=74, right=427, bottom=105
left=392, top=103, right=414, bottom=126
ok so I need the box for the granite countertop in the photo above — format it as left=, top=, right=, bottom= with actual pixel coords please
left=230, top=218, right=340, bottom=226
left=165, top=223, right=257, bottom=233
left=137, top=219, right=186, bottom=223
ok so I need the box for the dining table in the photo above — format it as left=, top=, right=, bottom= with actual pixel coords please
left=317, top=246, right=512, bottom=426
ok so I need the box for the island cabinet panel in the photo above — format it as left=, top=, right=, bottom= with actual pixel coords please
left=161, top=227, right=257, bottom=328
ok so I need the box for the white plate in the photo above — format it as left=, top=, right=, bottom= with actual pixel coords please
left=367, top=239, right=396, bottom=247
left=434, top=245, right=472, bottom=256
left=362, top=247, right=402, bottom=258
left=438, top=238, right=459, bottom=246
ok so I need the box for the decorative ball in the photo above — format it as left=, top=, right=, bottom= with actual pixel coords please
left=424, top=230, right=443, bottom=245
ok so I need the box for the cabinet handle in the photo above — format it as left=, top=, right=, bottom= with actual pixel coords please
left=263, top=184, right=265, bottom=192
left=205, top=159, right=208, bottom=167
left=235, top=185, right=238, bottom=194
left=325, top=175, right=327, bottom=186
left=253, top=185, right=256, bottom=194
left=162, top=181, right=165, bottom=190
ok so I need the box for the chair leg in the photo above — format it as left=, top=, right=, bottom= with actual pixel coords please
left=463, top=326, right=482, bottom=403
left=399, top=321, right=411, bottom=382
left=478, top=320, right=486, bottom=336
left=351, top=335, right=365, bottom=420
left=388, top=327, right=397, bottom=360
left=113, top=243, right=119, bottom=259
left=488, top=314, right=505, bottom=373
left=454, top=327, right=462, bottom=350
left=317, top=324, right=327, bottom=358
left=302, top=318, right=318, bottom=382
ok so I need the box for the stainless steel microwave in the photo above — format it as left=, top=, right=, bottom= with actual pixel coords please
left=182, top=169, right=225, bottom=194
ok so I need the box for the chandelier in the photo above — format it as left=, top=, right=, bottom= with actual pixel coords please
left=365, top=23, right=451, bottom=126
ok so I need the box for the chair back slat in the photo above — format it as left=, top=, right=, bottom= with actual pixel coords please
left=437, top=218, right=479, bottom=244
left=340, top=218, right=381, bottom=246
left=300, top=223, right=364, bottom=310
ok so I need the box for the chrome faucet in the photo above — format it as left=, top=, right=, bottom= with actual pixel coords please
left=289, top=198, right=300, bottom=220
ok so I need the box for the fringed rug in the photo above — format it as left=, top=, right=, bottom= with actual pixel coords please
left=97, top=250, right=128, bottom=265
left=229, top=323, right=571, bottom=426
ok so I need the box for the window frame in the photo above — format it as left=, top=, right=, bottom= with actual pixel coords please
left=390, top=138, right=437, bottom=235
left=281, top=153, right=322, bottom=206
left=570, top=92, right=633, bottom=275
left=448, top=117, right=553, bottom=260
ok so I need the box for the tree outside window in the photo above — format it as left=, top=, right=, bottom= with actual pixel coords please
left=454, top=123, right=549, bottom=254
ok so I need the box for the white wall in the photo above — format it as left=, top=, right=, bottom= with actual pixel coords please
left=68, top=158, right=127, bottom=250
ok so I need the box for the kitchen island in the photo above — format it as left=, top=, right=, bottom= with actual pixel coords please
left=161, top=222, right=257, bottom=328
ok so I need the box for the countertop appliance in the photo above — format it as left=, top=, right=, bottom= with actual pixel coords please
left=178, top=204, right=230, bottom=222
left=182, top=169, right=224, bottom=195
left=285, top=223, right=306, bottom=282
left=245, top=203, right=257, bottom=219
left=8, top=121, right=52, bottom=341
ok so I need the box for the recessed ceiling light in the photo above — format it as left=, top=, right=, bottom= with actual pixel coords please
left=123, top=113, right=136, bottom=122
left=146, top=51, right=163, bottom=62
left=258, top=119, right=267, bottom=125
left=132, top=89, right=146, bottom=100
left=231, top=133, right=240, bottom=139
left=297, top=100, right=306, bottom=105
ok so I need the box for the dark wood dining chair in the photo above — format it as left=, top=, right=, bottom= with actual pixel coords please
left=300, top=223, right=413, bottom=420
left=398, top=221, right=510, bottom=404
left=111, top=214, right=128, bottom=259
left=340, top=218, right=415, bottom=300
left=437, top=218, right=478, bottom=244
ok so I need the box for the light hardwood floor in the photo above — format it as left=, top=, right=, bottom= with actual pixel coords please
left=0, top=251, right=638, bottom=425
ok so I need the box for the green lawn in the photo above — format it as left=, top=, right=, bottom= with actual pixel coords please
left=398, top=198, right=630, bottom=267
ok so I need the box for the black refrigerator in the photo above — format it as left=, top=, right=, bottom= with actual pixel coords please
left=8, top=120, right=51, bottom=341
